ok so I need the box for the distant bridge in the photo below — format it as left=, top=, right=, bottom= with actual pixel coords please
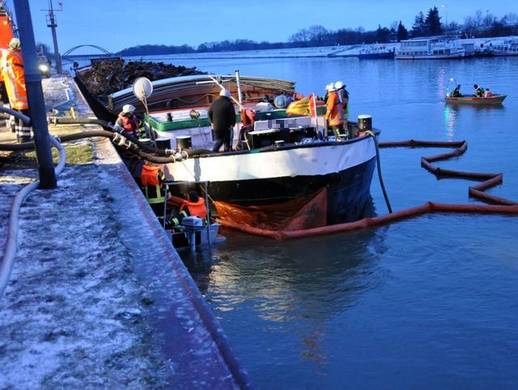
left=62, top=44, right=115, bottom=60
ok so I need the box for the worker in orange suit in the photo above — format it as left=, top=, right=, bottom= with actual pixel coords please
left=0, top=38, right=31, bottom=142
left=324, top=83, right=345, bottom=138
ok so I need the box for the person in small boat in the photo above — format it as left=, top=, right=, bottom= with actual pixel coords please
left=451, top=84, right=462, bottom=97
left=168, top=190, right=208, bottom=224
left=484, top=88, right=494, bottom=98
left=325, top=83, right=346, bottom=138
left=473, top=84, right=485, bottom=97
left=114, top=104, right=140, bottom=138
left=209, top=88, right=236, bottom=152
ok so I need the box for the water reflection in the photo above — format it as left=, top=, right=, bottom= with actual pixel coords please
left=437, top=66, right=448, bottom=99
left=443, top=105, right=457, bottom=138
left=183, top=227, right=387, bottom=366
left=443, top=102, right=506, bottom=138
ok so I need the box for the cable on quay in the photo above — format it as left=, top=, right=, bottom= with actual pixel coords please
left=0, top=136, right=66, bottom=298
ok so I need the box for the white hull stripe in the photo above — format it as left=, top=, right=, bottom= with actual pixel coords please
left=165, top=137, right=376, bottom=183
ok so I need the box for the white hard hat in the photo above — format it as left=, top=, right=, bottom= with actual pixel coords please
left=325, top=83, right=335, bottom=92
left=219, top=88, right=231, bottom=97
left=9, top=38, right=21, bottom=50
left=122, top=104, right=136, bottom=114
left=334, top=81, right=345, bottom=90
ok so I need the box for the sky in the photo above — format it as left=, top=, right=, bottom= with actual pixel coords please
left=5, top=0, right=518, bottom=53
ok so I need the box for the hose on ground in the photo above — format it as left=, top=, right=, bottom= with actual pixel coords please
left=0, top=136, right=66, bottom=298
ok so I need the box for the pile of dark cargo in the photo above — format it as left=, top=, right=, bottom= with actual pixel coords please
left=76, top=59, right=205, bottom=99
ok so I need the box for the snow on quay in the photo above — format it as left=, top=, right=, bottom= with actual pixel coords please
left=0, top=162, right=171, bottom=388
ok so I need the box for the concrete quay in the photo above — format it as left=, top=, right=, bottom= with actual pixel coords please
left=0, top=77, right=248, bottom=389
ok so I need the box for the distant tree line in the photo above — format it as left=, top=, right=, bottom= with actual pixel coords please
left=116, top=9, right=518, bottom=56
left=118, top=44, right=196, bottom=56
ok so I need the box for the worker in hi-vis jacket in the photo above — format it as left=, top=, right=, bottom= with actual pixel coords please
left=0, top=38, right=31, bottom=142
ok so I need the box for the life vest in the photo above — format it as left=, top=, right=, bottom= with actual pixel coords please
left=240, top=108, right=256, bottom=128
left=0, top=48, right=28, bottom=110
left=180, top=197, right=207, bottom=220
left=325, top=91, right=344, bottom=127
left=117, top=114, right=139, bottom=137
left=140, top=164, right=165, bottom=204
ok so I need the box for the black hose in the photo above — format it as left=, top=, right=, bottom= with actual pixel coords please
left=49, top=117, right=110, bottom=127
left=0, top=142, right=35, bottom=151
left=49, top=117, right=175, bottom=157
left=0, top=130, right=212, bottom=164
left=370, top=133, right=393, bottom=214
left=57, top=130, right=185, bottom=163
left=0, top=130, right=117, bottom=151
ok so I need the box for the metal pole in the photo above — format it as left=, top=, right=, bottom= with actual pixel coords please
left=207, top=74, right=244, bottom=110
left=162, top=183, right=168, bottom=229
left=204, top=181, right=211, bottom=250
left=311, top=92, right=318, bottom=133
left=142, top=95, right=156, bottom=146
left=13, top=0, right=57, bottom=189
left=48, top=0, right=62, bottom=74
left=235, top=69, right=242, bottom=105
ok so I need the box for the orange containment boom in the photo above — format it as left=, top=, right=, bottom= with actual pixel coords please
left=216, top=139, right=518, bottom=240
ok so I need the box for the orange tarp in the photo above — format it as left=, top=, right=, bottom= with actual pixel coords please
left=215, top=188, right=328, bottom=235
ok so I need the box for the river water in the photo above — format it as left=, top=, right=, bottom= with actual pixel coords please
left=155, top=54, right=518, bottom=388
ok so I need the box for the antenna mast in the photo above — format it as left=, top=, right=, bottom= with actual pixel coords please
left=45, top=0, right=62, bottom=74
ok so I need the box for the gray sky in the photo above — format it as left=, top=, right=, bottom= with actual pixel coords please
left=7, top=0, right=518, bottom=52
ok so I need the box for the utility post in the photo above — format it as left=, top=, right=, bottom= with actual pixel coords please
left=46, top=0, right=62, bottom=74
left=13, top=0, right=57, bottom=189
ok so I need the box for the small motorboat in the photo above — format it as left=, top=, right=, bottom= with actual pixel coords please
left=445, top=94, right=507, bottom=105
